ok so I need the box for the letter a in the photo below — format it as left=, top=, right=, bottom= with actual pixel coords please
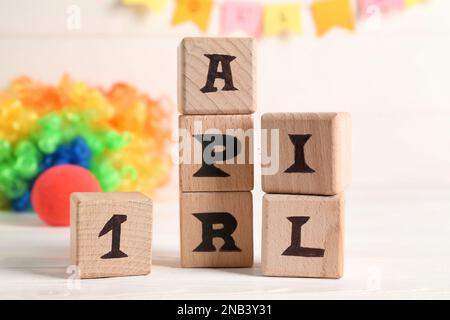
left=200, top=54, right=238, bottom=93
left=282, top=216, right=324, bottom=257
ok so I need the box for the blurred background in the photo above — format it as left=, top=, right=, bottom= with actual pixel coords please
left=0, top=0, right=449, bottom=205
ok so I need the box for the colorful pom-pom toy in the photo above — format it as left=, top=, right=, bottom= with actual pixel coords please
left=0, top=75, right=173, bottom=213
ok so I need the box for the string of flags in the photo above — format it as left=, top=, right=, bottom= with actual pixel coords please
left=122, top=0, right=430, bottom=37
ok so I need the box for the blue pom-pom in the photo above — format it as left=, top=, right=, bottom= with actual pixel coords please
left=55, top=144, right=72, bottom=159
left=12, top=191, right=31, bottom=212
left=53, top=157, right=71, bottom=166
left=74, top=159, right=90, bottom=169
left=71, top=137, right=91, bottom=162
left=40, top=154, right=54, bottom=172
left=37, top=136, right=93, bottom=176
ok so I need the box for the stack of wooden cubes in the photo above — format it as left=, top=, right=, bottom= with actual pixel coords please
left=178, top=37, right=256, bottom=268
left=261, top=113, right=351, bottom=278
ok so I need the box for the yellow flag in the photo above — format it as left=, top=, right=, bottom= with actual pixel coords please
left=311, top=0, right=355, bottom=37
left=122, top=0, right=168, bottom=12
left=263, top=4, right=302, bottom=37
left=404, top=0, right=428, bottom=7
left=172, top=0, right=213, bottom=32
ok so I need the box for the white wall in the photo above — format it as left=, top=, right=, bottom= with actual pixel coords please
left=1, top=0, right=449, bottom=190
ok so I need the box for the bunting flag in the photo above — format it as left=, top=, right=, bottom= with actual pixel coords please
left=263, top=3, right=302, bottom=37
left=220, top=2, right=263, bottom=37
left=122, top=0, right=168, bottom=12
left=357, top=0, right=404, bottom=18
left=171, top=0, right=213, bottom=32
left=122, top=0, right=431, bottom=38
left=404, top=0, right=428, bottom=7
left=311, top=0, right=355, bottom=37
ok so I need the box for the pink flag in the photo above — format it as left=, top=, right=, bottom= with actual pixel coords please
left=357, top=0, right=404, bottom=18
left=220, top=1, right=263, bottom=37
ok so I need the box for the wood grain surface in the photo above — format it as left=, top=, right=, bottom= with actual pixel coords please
left=261, top=112, right=351, bottom=195
left=180, top=191, right=253, bottom=268
left=70, top=192, right=153, bottom=279
left=3, top=188, right=450, bottom=299
left=178, top=37, right=256, bottom=115
left=179, top=114, right=254, bottom=192
left=261, top=193, right=344, bottom=278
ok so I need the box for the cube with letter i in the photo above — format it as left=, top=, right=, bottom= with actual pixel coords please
left=261, top=112, right=351, bottom=195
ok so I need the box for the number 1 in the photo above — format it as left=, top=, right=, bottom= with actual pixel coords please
left=98, top=214, right=128, bottom=259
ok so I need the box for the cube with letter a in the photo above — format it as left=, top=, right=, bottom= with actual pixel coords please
left=178, top=37, right=256, bottom=115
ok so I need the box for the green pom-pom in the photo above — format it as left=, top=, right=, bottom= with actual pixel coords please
left=14, top=139, right=39, bottom=157
left=13, top=154, right=39, bottom=179
left=37, top=131, right=62, bottom=154
left=61, top=126, right=78, bottom=143
left=0, top=164, right=16, bottom=184
left=4, top=179, right=28, bottom=199
left=63, top=111, right=88, bottom=141
left=98, top=171, right=121, bottom=192
left=0, top=140, right=12, bottom=162
left=83, top=133, right=105, bottom=156
left=0, top=166, right=27, bottom=199
left=104, top=131, right=129, bottom=151
left=37, top=113, right=62, bottom=131
left=92, top=161, right=122, bottom=192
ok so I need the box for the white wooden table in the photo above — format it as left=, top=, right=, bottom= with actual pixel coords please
left=1, top=188, right=449, bottom=300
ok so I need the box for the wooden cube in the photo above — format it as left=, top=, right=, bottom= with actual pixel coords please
left=180, top=192, right=253, bottom=268
left=70, top=192, right=153, bottom=279
left=261, top=193, right=344, bottom=278
left=261, top=112, right=351, bottom=195
left=178, top=37, right=256, bottom=115
left=179, top=115, right=253, bottom=192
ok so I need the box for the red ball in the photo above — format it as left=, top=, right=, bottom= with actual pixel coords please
left=32, top=165, right=101, bottom=226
